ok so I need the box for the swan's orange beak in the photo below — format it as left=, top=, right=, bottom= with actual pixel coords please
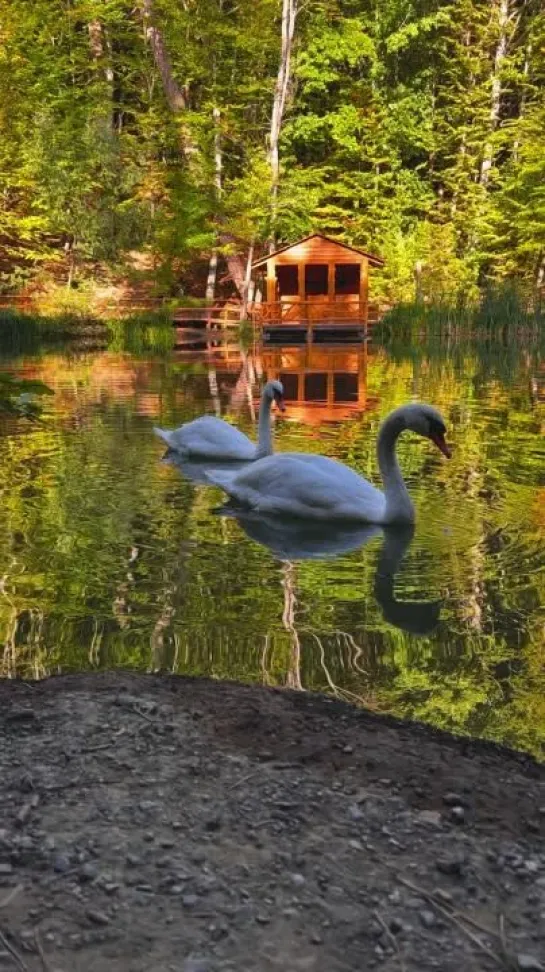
left=431, top=432, right=452, bottom=458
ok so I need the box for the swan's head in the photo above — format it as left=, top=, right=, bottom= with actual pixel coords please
left=397, top=403, right=451, bottom=457
left=263, top=379, right=286, bottom=412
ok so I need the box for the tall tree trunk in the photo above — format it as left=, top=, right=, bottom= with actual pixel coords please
left=268, top=0, right=298, bottom=247
left=480, top=0, right=510, bottom=186
left=240, top=241, right=255, bottom=320
left=88, top=20, right=114, bottom=86
left=139, top=0, right=197, bottom=160
left=206, top=105, right=223, bottom=301
left=513, top=40, right=531, bottom=162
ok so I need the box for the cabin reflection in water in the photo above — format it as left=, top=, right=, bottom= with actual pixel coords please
left=262, top=344, right=372, bottom=424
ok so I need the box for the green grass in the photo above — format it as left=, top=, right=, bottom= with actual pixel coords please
left=0, top=308, right=85, bottom=356
left=105, top=309, right=175, bottom=355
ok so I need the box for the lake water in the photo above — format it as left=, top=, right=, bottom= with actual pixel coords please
left=1, top=333, right=544, bottom=757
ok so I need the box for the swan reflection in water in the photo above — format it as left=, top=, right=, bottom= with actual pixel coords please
left=216, top=506, right=442, bottom=637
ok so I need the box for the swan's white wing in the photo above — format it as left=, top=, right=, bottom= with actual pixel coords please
left=209, top=453, right=386, bottom=522
left=156, top=416, right=256, bottom=460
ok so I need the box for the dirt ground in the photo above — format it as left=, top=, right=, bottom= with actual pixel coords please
left=0, top=673, right=544, bottom=972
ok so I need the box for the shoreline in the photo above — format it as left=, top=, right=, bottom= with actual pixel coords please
left=1, top=672, right=544, bottom=970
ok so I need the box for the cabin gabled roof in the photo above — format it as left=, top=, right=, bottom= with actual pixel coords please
left=251, top=233, right=385, bottom=268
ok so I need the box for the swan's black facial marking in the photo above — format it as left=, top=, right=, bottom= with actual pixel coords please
left=428, top=416, right=451, bottom=458
left=273, top=389, right=286, bottom=412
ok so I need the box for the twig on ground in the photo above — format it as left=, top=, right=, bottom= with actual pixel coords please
left=0, top=928, right=29, bottom=972
left=373, top=910, right=406, bottom=972
left=395, top=875, right=505, bottom=967
left=228, top=770, right=260, bottom=791
left=0, top=886, right=22, bottom=910
left=33, top=929, right=51, bottom=972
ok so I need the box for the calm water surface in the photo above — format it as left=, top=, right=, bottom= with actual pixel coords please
left=1, top=335, right=544, bottom=757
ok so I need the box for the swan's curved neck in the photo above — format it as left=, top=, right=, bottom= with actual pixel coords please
left=255, top=392, right=273, bottom=458
left=376, top=413, right=414, bottom=523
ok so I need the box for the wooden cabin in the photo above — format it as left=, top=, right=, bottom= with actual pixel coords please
left=250, top=234, right=384, bottom=339
left=262, top=344, right=375, bottom=425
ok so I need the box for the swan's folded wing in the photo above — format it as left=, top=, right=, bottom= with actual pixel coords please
left=176, top=416, right=256, bottom=459
left=209, top=454, right=383, bottom=519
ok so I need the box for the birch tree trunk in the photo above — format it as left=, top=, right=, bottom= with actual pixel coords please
left=480, top=0, right=510, bottom=186
left=205, top=105, right=223, bottom=301
left=268, top=0, right=298, bottom=246
left=513, top=41, right=531, bottom=163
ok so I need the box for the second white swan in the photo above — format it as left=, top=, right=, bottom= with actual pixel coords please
left=207, top=403, right=451, bottom=523
left=153, top=379, right=285, bottom=460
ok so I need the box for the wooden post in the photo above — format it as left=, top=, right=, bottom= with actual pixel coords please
left=298, top=262, right=306, bottom=322
left=328, top=262, right=335, bottom=310
left=359, top=259, right=369, bottom=324
left=267, top=260, right=276, bottom=322
left=327, top=370, right=334, bottom=407
left=358, top=342, right=367, bottom=406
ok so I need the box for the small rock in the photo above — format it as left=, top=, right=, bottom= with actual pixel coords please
left=342, top=745, right=354, bottom=754
left=204, top=818, right=221, bottom=833
left=184, top=958, right=210, bottom=972
left=517, top=955, right=544, bottom=972
left=450, top=806, right=465, bottom=824
left=443, top=792, right=467, bottom=808
left=182, top=895, right=199, bottom=909
left=126, top=854, right=140, bottom=866
left=255, top=914, right=270, bottom=924
left=389, top=918, right=403, bottom=934
left=436, top=857, right=464, bottom=877
left=15, top=804, right=33, bottom=827
left=0, top=863, right=13, bottom=877
left=53, top=854, right=72, bottom=874
left=418, top=810, right=442, bottom=827
left=420, top=910, right=436, bottom=929
left=355, top=788, right=371, bottom=804
left=86, top=908, right=110, bottom=926
left=138, top=801, right=159, bottom=813
left=349, top=805, right=364, bottom=822
left=349, top=840, right=363, bottom=851
left=79, top=862, right=99, bottom=883
left=290, top=873, right=306, bottom=888
left=311, top=932, right=323, bottom=944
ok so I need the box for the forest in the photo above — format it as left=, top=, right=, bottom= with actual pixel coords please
left=0, top=0, right=544, bottom=307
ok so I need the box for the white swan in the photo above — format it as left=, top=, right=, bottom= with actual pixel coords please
left=153, top=380, right=285, bottom=460
left=207, top=403, right=451, bottom=524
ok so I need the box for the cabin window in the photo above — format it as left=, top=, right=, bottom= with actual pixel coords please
left=279, top=373, right=299, bottom=400
left=275, top=265, right=299, bottom=297
left=335, top=264, right=360, bottom=295
left=305, top=264, right=328, bottom=296
left=304, top=373, right=327, bottom=401
left=333, top=373, right=358, bottom=402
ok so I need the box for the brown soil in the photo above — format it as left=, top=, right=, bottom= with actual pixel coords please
left=0, top=672, right=544, bottom=972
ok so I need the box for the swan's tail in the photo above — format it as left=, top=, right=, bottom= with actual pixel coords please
left=153, top=426, right=174, bottom=448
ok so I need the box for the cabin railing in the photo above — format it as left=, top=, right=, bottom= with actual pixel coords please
left=250, top=300, right=379, bottom=325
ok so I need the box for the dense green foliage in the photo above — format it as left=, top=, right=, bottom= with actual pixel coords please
left=0, top=0, right=544, bottom=302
